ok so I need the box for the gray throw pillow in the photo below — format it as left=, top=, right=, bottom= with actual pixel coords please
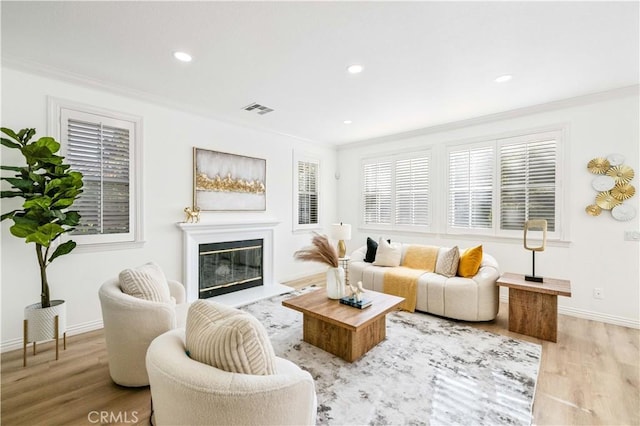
left=435, top=246, right=460, bottom=278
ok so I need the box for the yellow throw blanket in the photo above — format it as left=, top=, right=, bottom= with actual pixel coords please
left=383, top=266, right=424, bottom=312
left=402, top=244, right=439, bottom=271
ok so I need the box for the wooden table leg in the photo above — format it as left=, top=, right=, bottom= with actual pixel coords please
left=303, top=314, right=387, bottom=362
left=509, top=288, right=558, bottom=342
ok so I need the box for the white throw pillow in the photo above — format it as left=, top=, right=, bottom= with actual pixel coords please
left=119, top=262, right=171, bottom=303
left=373, top=238, right=402, bottom=267
left=185, top=300, right=277, bottom=375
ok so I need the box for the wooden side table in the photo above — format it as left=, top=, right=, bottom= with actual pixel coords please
left=496, top=272, right=571, bottom=342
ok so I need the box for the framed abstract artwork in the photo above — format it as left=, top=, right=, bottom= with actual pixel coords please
left=193, top=148, right=266, bottom=211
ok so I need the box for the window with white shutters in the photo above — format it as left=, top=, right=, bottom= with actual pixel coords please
left=446, top=129, right=561, bottom=237
left=53, top=101, right=143, bottom=247
left=363, top=161, right=392, bottom=225
left=447, top=145, right=494, bottom=231
left=293, top=153, right=320, bottom=231
left=395, top=156, right=429, bottom=226
left=499, top=135, right=557, bottom=232
left=362, top=151, right=430, bottom=230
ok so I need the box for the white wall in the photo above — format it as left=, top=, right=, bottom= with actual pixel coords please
left=337, top=90, right=640, bottom=328
left=1, top=67, right=338, bottom=350
left=2, top=68, right=637, bottom=354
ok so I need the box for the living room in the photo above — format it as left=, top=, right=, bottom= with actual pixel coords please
left=1, top=1, right=638, bottom=425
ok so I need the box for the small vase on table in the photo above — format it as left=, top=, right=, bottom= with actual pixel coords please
left=326, top=266, right=346, bottom=299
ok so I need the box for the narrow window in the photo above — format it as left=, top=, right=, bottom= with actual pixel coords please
left=52, top=99, right=143, bottom=247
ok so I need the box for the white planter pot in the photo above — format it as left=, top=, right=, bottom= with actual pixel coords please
left=24, top=300, right=66, bottom=343
left=326, top=266, right=346, bottom=299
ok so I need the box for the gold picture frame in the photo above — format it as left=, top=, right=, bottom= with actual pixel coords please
left=193, top=148, right=266, bottom=211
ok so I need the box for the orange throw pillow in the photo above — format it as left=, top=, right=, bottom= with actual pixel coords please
left=457, top=245, right=483, bottom=277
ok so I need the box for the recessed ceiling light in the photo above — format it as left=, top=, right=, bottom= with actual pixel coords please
left=347, top=64, right=363, bottom=74
left=495, top=74, right=512, bottom=83
left=343, top=120, right=353, bottom=125
left=173, top=51, right=192, bottom=62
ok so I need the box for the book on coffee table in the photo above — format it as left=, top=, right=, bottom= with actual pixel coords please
left=339, top=296, right=372, bottom=309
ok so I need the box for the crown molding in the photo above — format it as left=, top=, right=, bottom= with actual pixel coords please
left=4, top=56, right=636, bottom=151
left=338, top=84, right=639, bottom=151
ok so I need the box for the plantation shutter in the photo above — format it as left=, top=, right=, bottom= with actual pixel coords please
left=500, top=138, right=556, bottom=231
left=297, top=160, right=318, bottom=225
left=395, top=156, right=429, bottom=226
left=448, top=145, right=494, bottom=229
left=363, top=161, right=392, bottom=225
left=65, top=117, right=130, bottom=236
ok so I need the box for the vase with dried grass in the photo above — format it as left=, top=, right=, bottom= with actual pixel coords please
left=294, top=233, right=345, bottom=299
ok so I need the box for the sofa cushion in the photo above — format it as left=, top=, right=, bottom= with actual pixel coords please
left=119, top=262, right=171, bottom=303
left=458, top=245, right=483, bottom=277
left=185, top=300, right=277, bottom=375
left=373, top=238, right=402, bottom=267
left=435, top=246, right=460, bottom=278
left=402, top=245, right=439, bottom=271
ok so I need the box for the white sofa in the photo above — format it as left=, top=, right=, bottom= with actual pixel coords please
left=146, top=328, right=317, bottom=426
left=349, top=244, right=500, bottom=321
left=98, top=277, right=189, bottom=387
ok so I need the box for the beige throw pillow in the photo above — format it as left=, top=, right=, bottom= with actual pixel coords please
left=119, top=262, right=171, bottom=303
left=435, top=246, right=460, bottom=278
left=373, top=238, right=402, bottom=267
left=185, top=300, right=277, bottom=375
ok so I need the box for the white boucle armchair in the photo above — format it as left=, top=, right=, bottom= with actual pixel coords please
left=98, top=277, right=189, bottom=387
left=146, top=329, right=317, bottom=426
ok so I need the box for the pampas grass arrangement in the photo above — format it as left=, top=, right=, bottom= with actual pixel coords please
left=294, top=233, right=339, bottom=267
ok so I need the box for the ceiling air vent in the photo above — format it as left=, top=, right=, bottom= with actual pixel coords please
left=243, top=102, right=274, bottom=115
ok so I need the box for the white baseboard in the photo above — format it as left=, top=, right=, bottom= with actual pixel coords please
left=499, top=295, right=639, bottom=329
left=1, top=319, right=104, bottom=353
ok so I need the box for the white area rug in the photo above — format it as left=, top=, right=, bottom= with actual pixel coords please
left=241, top=287, right=541, bottom=426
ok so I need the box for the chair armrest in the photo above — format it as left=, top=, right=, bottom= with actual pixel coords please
left=168, top=280, right=186, bottom=304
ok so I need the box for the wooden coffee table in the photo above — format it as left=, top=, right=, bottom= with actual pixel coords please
left=282, top=288, right=404, bottom=362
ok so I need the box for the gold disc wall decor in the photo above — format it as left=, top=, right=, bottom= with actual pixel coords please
left=606, top=165, right=634, bottom=184
left=586, top=153, right=635, bottom=220
left=585, top=204, right=602, bottom=216
left=595, top=191, right=622, bottom=210
left=587, top=157, right=610, bottom=174
left=611, top=183, right=635, bottom=201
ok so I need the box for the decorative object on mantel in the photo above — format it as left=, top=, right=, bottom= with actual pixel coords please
left=523, top=219, right=547, bottom=283
left=183, top=206, right=200, bottom=223
left=293, top=233, right=345, bottom=299
left=586, top=154, right=636, bottom=221
left=193, top=147, right=266, bottom=211
left=0, top=127, right=84, bottom=366
left=330, top=222, right=352, bottom=258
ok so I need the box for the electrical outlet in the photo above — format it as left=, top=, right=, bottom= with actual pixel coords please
left=593, top=288, right=604, bottom=300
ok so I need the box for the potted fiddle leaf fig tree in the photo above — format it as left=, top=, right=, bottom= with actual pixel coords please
left=1, top=127, right=83, bottom=350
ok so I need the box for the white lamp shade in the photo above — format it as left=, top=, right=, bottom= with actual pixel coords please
left=331, top=223, right=352, bottom=240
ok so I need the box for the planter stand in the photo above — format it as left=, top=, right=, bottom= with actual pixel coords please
left=23, top=316, right=66, bottom=367
left=22, top=300, right=67, bottom=367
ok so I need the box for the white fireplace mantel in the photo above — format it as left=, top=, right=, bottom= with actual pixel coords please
left=176, top=219, right=293, bottom=306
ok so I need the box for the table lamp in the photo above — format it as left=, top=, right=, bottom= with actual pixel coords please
left=331, top=222, right=352, bottom=258
left=524, top=219, right=547, bottom=282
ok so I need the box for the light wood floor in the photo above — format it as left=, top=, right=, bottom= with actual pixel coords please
left=2, top=275, right=638, bottom=425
